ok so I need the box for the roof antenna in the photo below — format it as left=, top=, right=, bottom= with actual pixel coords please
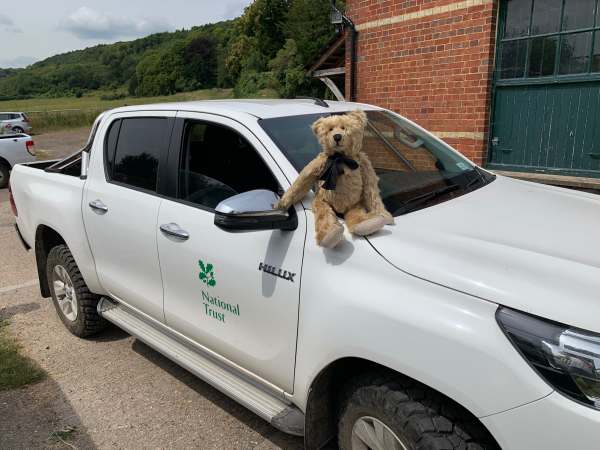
left=296, top=96, right=330, bottom=108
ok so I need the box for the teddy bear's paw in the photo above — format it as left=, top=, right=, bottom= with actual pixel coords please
left=319, top=224, right=345, bottom=248
left=352, top=216, right=387, bottom=236
left=273, top=199, right=286, bottom=210
left=380, top=211, right=395, bottom=225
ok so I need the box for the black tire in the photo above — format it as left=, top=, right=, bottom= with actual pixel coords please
left=0, top=163, right=9, bottom=189
left=338, top=376, right=498, bottom=450
left=12, top=126, right=24, bottom=133
left=46, top=245, right=107, bottom=337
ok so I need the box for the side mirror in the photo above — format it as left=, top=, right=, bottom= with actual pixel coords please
left=214, top=189, right=297, bottom=231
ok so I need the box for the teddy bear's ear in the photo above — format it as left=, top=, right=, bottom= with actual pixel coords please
left=311, top=117, right=327, bottom=136
left=347, top=109, right=367, bottom=128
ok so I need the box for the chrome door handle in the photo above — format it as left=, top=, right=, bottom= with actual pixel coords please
left=160, top=223, right=190, bottom=240
left=89, top=199, right=108, bottom=214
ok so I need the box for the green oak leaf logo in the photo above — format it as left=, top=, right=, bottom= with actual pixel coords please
left=198, top=260, right=216, bottom=287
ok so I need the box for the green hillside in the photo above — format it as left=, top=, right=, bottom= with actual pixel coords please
left=0, top=0, right=338, bottom=101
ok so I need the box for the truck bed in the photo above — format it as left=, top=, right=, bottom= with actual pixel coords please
left=10, top=162, right=87, bottom=249
left=20, top=155, right=82, bottom=177
left=0, top=133, right=28, bottom=140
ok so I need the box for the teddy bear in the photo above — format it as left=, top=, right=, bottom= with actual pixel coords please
left=275, top=110, right=393, bottom=248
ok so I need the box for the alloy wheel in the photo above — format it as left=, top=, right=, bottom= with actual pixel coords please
left=351, top=416, right=408, bottom=450
left=52, top=265, right=78, bottom=321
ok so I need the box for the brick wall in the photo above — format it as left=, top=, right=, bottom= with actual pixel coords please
left=345, top=0, right=498, bottom=165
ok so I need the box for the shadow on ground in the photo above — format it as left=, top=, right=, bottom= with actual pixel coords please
left=131, top=339, right=306, bottom=449
left=0, top=302, right=40, bottom=319
left=0, top=372, right=97, bottom=449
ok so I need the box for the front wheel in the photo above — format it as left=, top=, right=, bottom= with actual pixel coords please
left=12, top=126, right=24, bottom=133
left=46, top=245, right=107, bottom=337
left=338, top=378, right=497, bottom=450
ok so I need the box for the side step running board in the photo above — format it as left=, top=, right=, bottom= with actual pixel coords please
left=97, top=298, right=304, bottom=436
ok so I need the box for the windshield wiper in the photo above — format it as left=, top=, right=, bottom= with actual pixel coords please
left=392, top=183, right=462, bottom=216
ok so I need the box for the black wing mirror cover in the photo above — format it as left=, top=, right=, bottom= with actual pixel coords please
left=214, top=207, right=297, bottom=231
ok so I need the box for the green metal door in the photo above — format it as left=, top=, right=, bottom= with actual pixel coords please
left=489, top=0, right=600, bottom=177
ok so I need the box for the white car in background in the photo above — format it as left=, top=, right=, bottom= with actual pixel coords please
left=8, top=99, right=600, bottom=450
left=0, top=112, right=32, bottom=134
left=0, top=133, right=35, bottom=188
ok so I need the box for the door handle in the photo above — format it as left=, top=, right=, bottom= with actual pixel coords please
left=89, top=199, right=108, bottom=214
left=160, top=223, right=190, bottom=240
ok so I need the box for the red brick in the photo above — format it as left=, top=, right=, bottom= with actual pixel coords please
left=345, top=0, right=497, bottom=166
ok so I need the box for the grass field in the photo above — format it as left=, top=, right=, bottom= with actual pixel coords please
left=0, top=88, right=277, bottom=133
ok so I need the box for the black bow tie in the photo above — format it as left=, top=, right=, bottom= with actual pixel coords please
left=319, top=152, right=359, bottom=190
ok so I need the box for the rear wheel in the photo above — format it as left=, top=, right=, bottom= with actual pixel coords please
left=338, top=377, right=497, bottom=450
left=0, top=163, right=9, bottom=189
left=46, top=245, right=107, bottom=337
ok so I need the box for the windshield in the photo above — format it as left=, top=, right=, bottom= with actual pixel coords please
left=259, top=110, right=494, bottom=216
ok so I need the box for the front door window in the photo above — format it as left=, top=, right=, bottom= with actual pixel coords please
left=177, top=121, right=279, bottom=210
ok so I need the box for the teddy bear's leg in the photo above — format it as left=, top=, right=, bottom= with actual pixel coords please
left=345, top=204, right=387, bottom=237
left=313, top=197, right=344, bottom=248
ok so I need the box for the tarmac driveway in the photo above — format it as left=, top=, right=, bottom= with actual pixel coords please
left=0, top=129, right=305, bottom=449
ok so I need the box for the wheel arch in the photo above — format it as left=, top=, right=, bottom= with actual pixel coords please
left=0, top=156, right=11, bottom=169
left=35, top=224, right=67, bottom=297
left=304, top=356, right=499, bottom=450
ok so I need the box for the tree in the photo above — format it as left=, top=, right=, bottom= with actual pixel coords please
left=286, top=0, right=341, bottom=65
left=224, top=35, right=265, bottom=84
left=184, top=34, right=218, bottom=88
left=268, top=39, right=307, bottom=98
left=238, top=0, right=290, bottom=60
left=0, top=1, right=337, bottom=99
left=135, top=43, right=187, bottom=96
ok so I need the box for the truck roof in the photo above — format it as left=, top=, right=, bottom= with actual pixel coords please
left=107, top=99, right=381, bottom=119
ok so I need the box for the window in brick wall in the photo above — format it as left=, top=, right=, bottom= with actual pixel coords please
left=559, top=32, right=593, bottom=74
left=531, top=0, right=562, bottom=35
left=529, top=36, right=558, bottom=76
left=499, top=0, right=600, bottom=80
left=505, top=0, right=533, bottom=37
left=563, top=0, right=596, bottom=30
left=593, top=33, right=600, bottom=71
left=501, top=39, right=528, bottom=78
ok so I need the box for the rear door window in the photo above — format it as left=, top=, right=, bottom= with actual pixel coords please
left=106, top=117, right=170, bottom=192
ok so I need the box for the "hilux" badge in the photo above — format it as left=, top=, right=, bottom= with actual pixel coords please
left=258, top=262, right=296, bottom=282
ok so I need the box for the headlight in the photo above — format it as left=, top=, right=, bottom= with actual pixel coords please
left=497, top=307, right=600, bottom=409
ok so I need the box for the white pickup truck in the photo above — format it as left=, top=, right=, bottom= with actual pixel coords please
left=0, top=133, right=35, bottom=188
left=9, top=100, right=600, bottom=450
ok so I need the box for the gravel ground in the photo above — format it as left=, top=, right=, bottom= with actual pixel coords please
left=32, top=127, right=91, bottom=161
left=0, top=128, right=305, bottom=450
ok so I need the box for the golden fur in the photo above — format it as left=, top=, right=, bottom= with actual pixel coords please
left=276, top=110, right=393, bottom=248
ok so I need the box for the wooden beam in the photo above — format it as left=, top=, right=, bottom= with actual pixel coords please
left=307, top=33, right=346, bottom=74
left=313, top=67, right=345, bottom=77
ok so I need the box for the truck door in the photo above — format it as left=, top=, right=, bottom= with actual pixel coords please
left=83, top=111, right=175, bottom=322
left=156, top=113, right=305, bottom=393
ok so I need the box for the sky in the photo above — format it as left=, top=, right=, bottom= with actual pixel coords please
left=0, top=0, right=253, bottom=68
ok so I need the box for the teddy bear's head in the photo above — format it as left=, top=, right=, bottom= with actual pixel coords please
left=312, top=110, right=367, bottom=158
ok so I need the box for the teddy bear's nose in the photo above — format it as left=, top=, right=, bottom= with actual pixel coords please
left=333, top=134, right=342, bottom=143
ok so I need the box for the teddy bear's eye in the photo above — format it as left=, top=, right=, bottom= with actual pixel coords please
left=329, top=128, right=333, bottom=132
left=341, top=126, right=345, bottom=130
